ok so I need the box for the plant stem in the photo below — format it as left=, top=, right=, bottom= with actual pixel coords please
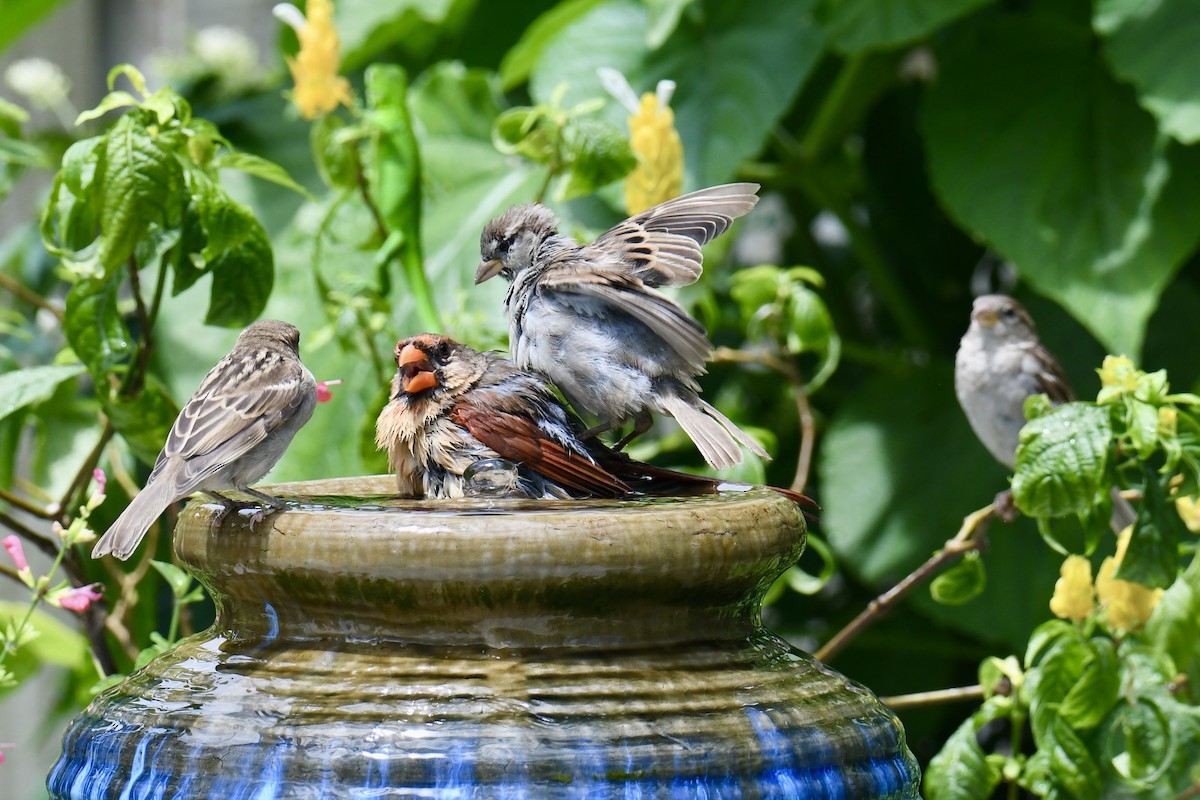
left=57, top=422, right=114, bottom=524
left=815, top=503, right=995, bottom=663
left=0, top=272, right=64, bottom=322
left=121, top=257, right=154, bottom=396
left=0, top=485, right=54, bottom=519
left=880, top=685, right=984, bottom=710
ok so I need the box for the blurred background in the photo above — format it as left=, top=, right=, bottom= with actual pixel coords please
left=3, top=0, right=1200, bottom=796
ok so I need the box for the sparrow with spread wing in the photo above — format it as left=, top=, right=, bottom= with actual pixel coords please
left=475, top=183, right=765, bottom=470
left=374, top=334, right=817, bottom=518
left=92, top=320, right=317, bottom=560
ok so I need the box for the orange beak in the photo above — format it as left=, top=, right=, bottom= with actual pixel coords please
left=398, top=343, right=438, bottom=394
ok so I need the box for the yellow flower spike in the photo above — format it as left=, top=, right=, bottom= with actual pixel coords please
left=1049, top=555, right=1096, bottom=622
left=1176, top=496, right=1200, bottom=533
left=1158, top=406, right=1177, bottom=437
left=274, top=0, right=352, bottom=120
left=1098, top=355, right=1139, bottom=391
left=1095, top=528, right=1165, bottom=631
left=599, top=67, right=683, bottom=215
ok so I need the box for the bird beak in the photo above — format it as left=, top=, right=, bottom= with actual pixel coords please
left=475, top=258, right=503, bottom=285
left=398, top=344, right=438, bottom=394
left=974, top=308, right=998, bottom=327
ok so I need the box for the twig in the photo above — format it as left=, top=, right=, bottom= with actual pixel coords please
left=815, top=503, right=995, bottom=663
left=0, top=562, right=23, bottom=584
left=881, top=685, right=984, bottom=711
left=1175, top=783, right=1200, bottom=800
left=0, top=272, right=65, bottom=322
left=121, top=257, right=154, bottom=396
left=56, top=422, right=114, bottom=523
left=0, top=485, right=55, bottom=519
left=354, top=154, right=390, bottom=243
left=712, top=346, right=816, bottom=493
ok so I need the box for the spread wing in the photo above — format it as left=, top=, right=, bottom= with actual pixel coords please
left=151, top=347, right=314, bottom=489
left=449, top=403, right=628, bottom=498
left=537, top=268, right=711, bottom=366
left=591, top=182, right=759, bottom=287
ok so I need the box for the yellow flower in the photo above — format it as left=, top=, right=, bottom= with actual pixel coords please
left=275, top=0, right=352, bottom=119
left=1095, top=527, right=1164, bottom=631
left=1098, top=355, right=1138, bottom=391
left=1049, top=555, right=1095, bottom=622
left=1176, top=495, right=1200, bottom=532
left=598, top=67, right=683, bottom=215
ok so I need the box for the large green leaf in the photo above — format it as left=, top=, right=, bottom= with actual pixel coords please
left=1096, top=0, right=1200, bottom=145
left=64, top=275, right=132, bottom=378
left=924, top=711, right=1003, bottom=800
left=0, top=0, right=70, bottom=53
left=922, top=9, right=1200, bottom=358
left=0, top=364, right=84, bottom=423
left=337, top=0, right=473, bottom=69
left=95, top=115, right=185, bottom=275
left=499, top=0, right=607, bottom=89
left=1012, top=403, right=1112, bottom=519
left=818, top=0, right=993, bottom=54
left=529, top=0, right=823, bottom=187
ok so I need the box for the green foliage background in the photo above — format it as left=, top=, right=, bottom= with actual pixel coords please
left=5, top=0, right=1200, bottom=796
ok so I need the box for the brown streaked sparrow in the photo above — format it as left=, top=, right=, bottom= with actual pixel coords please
left=374, top=334, right=819, bottom=516
left=91, top=320, right=317, bottom=560
left=475, top=183, right=767, bottom=470
left=955, top=294, right=1134, bottom=529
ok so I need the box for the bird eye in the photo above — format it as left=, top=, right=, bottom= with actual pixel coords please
left=1002, top=308, right=1017, bottom=319
left=437, top=342, right=450, bottom=358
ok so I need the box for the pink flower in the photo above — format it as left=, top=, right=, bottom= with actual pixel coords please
left=316, top=379, right=342, bottom=403
left=0, top=742, right=12, bottom=764
left=54, top=583, right=104, bottom=613
left=2, top=535, right=27, bottom=572
left=92, top=468, right=107, bottom=495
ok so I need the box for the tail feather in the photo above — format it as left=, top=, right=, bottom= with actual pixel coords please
left=659, top=392, right=768, bottom=470
left=91, top=480, right=178, bottom=560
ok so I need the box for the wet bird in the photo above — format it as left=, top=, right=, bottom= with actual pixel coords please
left=955, top=294, right=1134, bottom=529
left=475, top=183, right=766, bottom=470
left=374, top=334, right=817, bottom=517
left=92, top=320, right=317, bottom=560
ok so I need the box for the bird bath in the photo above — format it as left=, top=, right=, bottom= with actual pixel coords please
left=49, top=475, right=919, bottom=798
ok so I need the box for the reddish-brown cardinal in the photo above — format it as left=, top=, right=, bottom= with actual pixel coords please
left=374, top=334, right=817, bottom=520
left=475, top=183, right=766, bottom=470
left=92, top=320, right=316, bottom=560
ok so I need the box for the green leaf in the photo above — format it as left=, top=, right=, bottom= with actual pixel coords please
left=493, top=107, right=557, bottom=162
left=211, top=152, right=313, bottom=199
left=530, top=0, right=823, bottom=187
left=1012, top=403, right=1112, bottom=519
left=1115, top=470, right=1181, bottom=589
left=95, top=115, right=185, bottom=275
left=925, top=712, right=1003, bottom=800
left=1096, top=0, right=1200, bottom=145
left=1047, top=716, right=1102, bottom=800
left=930, top=551, right=987, bottom=606
left=0, top=0, right=70, bottom=52
left=0, top=365, right=84, bottom=424
left=922, top=8, right=1200, bottom=357
left=64, top=275, right=132, bottom=378
left=337, top=0, right=468, bottom=71
left=1144, top=557, right=1200, bottom=680
left=186, top=171, right=274, bottom=326
left=1058, top=638, right=1120, bottom=730
left=74, top=91, right=140, bottom=125
left=558, top=116, right=636, bottom=200
left=818, top=0, right=993, bottom=54
left=310, top=115, right=360, bottom=191
left=0, top=602, right=91, bottom=701
left=499, top=0, right=607, bottom=89
left=100, top=374, right=177, bottom=465
left=150, top=560, right=192, bottom=599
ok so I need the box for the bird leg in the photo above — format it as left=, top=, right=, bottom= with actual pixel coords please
left=579, top=419, right=620, bottom=441
left=238, top=487, right=289, bottom=526
left=611, top=411, right=654, bottom=452
left=203, top=489, right=286, bottom=528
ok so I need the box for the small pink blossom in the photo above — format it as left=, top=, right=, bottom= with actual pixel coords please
left=92, top=468, right=107, bottom=495
left=316, top=379, right=342, bottom=403
left=54, top=583, right=104, bottom=613
left=2, top=535, right=27, bottom=572
left=0, top=742, right=12, bottom=764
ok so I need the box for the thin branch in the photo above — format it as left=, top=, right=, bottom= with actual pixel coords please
left=0, top=272, right=65, bottom=322
left=121, top=256, right=154, bottom=396
left=712, top=346, right=816, bottom=493
left=56, top=422, right=114, bottom=522
left=354, top=155, right=389, bottom=242
left=0, top=562, right=24, bottom=584
left=881, top=685, right=985, bottom=711
left=0, top=485, right=55, bottom=519
left=1175, top=782, right=1200, bottom=800
left=815, top=503, right=995, bottom=663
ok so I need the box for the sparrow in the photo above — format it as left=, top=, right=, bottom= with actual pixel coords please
left=91, top=320, right=317, bottom=560
left=955, top=294, right=1134, bottom=529
left=374, top=334, right=818, bottom=517
left=475, top=183, right=767, bottom=470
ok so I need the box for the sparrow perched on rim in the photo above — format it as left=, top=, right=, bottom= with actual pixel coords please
left=955, top=294, right=1134, bottom=530
left=92, top=320, right=317, bottom=560
left=374, top=334, right=818, bottom=516
left=475, top=183, right=766, bottom=470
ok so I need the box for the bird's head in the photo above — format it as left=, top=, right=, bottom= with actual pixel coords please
left=240, top=320, right=301, bottom=353
left=475, top=204, right=560, bottom=285
left=969, top=294, right=1037, bottom=344
left=391, top=334, right=488, bottom=405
